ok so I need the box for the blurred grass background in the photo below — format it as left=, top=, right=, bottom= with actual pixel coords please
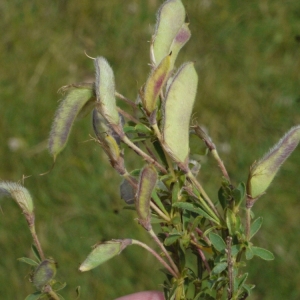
left=0, top=0, right=300, bottom=299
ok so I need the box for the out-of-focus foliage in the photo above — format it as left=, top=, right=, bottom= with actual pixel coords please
left=0, top=0, right=299, bottom=299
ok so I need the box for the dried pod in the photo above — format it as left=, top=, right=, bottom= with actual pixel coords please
left=33, top=258, right=57, bottom=290
left=0, top=181, right=34, bottom=214
left=152, top=0, right=185, bottom=65
left=162, top=62, right=198, bottom=166
left=49, top=86, right=95, bottom=160
left=94, top=57, right=119, bottom=126
left=247, top=125, right=300, bottom=200
left=120, top=178, right=136, bottom=205
left=136, top=165, right=157, bottom=231
left=79, top=239, right=132, bottom=272
left=143, top=53, right=172, bottom=115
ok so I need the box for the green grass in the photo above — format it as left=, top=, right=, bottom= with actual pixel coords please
left=1, top=0, right=300, bottom=299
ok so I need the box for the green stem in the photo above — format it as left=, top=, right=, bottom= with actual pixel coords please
left=152, top=123, right=176, bottom=179
left=246, top=207, right=251, bottom=241
left=148, top=229, right=180, bottom=277
left=131, top=239, right=178, bottom=278
left=122, top=135, right=167, bottom=174
left=187, top=170, right=221, bottom=220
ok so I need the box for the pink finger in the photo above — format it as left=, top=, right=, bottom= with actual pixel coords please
left=115, top=291, right=164, bottom=300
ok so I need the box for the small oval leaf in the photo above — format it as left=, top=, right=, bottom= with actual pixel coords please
left=208, top=232, right=226, bottom=252
left=252, top=246, right=274, bottom=261
left=250, top=217, right=263, bottom=240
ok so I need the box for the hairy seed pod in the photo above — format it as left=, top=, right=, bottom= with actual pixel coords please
left=79, top=239, right=132, bottom=272
left=247, top=125, right=300, bottom=200
left=162, top=62, right=198, bottom=166
left=0, top=181, right=34, bottom=214
left=152, top=0, right=185, bottom=65
left=49, top=86, right=95, bottom=161
left=94, top=57, right=119, bottom=126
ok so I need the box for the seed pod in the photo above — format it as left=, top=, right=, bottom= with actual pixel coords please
left=0, top=181, right=34, bottom=214
left=33, top=258, right=57, bottom=290
left=152, top=0, right=185, bottom=65
left=136, top=165, right=157, bottom=231
left=94, top=57, right=119, bottom=126
left=143, top=53, right=172, bottom=115
left=49, top=86, right=95, bottom=161
left=162, top=62, right=198, bottom=166
left=79, top=239, right=132, bottom=272
left=169, top=22, right=191, bottom=70
left=247, top=125, right=300, bottom=199
left=92, top=109, right=125, bottom=174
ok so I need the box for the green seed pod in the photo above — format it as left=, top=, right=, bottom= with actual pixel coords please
left=152, top=0, right=185, bottom=65
left=247, top=125, right=300, bottom=200
left=33, top=258, right=57, bottom=290
left=94, top=57, right=119, bottom=126
left=136, top=165, right=157, bottom=231
left=49, top=86, right=95, bottom=161
left=143, top=53, right=172, bottom=115
left=79, top=239, right=132, bottom=272
left=169, top=22, right=191, bottom=70
left=162, top=62, right=198, bottom=166
left=0, top=181, right=34, bottom=214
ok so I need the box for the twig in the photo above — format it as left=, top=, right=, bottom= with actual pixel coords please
left=131, top=239, right=178, bottom=278
left=226, top=236, right=233, bottom=300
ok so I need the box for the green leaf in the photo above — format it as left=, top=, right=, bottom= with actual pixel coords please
left=136, top=165, right=158, bottom=230
left=48, top=86, right=95, bottom=160
left=162, top=62, right=198, bottom=165
left=245, top=246, right=254, bottom=260
left=24, top=292, right=42, bottom=300
left=234, top=272, right=248, bottom=292
left=164, top=233, right=182, bottom=246
left=225, top=208, right=236, bottom=235
left=250, top=217, right=263, bottom=239
left=211, top=262, right=227, bottom=275
left=252, top=246, right=275, bottom=260
left=31, top=244, right=42, bottom=263
left=152, top=0, right=186, bottom=65
left=247, top=125, right=300, bottom=199
left=233, top=182, right=246, bottom=208
left=79, top=239, right=132, bottom=272
left=94, top=57, right=119, bottom=125
left=172, top=202, right=218, bottom=223
left=208, top=232, right=226, bottom=252
left=18, top=257, right=39, bottom=266
left=151, top=190, right=169, bottom=216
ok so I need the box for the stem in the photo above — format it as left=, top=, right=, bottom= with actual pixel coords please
left=211, top=149, right=230, bottom=182
left=190, top=235, right=211, bottom=274
left=115, top=91, right=136, bottom=108
left=148, top=229, right=180, bottom=277
left=26, top=214, right=45, bottom=260
left=246, top=207, right=251, bottom=241
left=131, top=239, right=178, bottom=278
left=122, top=135, right=167, bottom=174
left=117, top=107, right=140, bottom=124
left=150, top=201, right=170, bottom=222
left=226, top=236, right=233, bottom=300
left=187, top=170, right=221, bottom=220
left=43, top=285, right=60, bottom=300
left=152, top=123, right=176, bottom=179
